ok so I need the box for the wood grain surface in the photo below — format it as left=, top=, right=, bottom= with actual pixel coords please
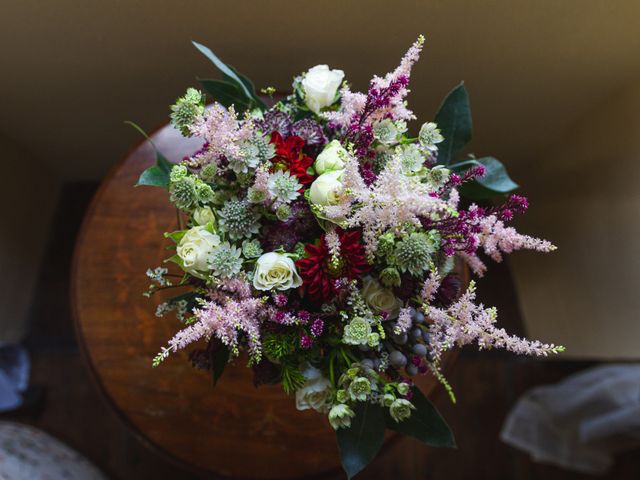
left=71, top=123, right=459, bottom=479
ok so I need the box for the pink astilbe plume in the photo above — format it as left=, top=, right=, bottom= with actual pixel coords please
left=321, top=152, right=365, bottom=223
left=426, top=282, right=564, bottom=364
left=367, top=34, right=425, bottom=123
left=477, top=214, right=556, bottom=262
left=394, top=307, right=412, bottom=335
left=323, top=86, right=367, bottom=129
left=324, top=228, right=342, bottom=265
left=342, top=153, right=451, bottom=258
left=458, top=252, right=487, bottom=277
left=420, top=271, right=442, bottom=303
left=325, top=36, right=425, bottom=156
left=161, top=279, right=266, bottom=363
left=188, top=103, right=254, bottom=167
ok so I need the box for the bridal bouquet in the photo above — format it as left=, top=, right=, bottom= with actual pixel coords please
left=138, top=36, right=562, bottom=478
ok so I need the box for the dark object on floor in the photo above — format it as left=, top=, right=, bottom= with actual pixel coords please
left=0, top=345, right=30, bottom=412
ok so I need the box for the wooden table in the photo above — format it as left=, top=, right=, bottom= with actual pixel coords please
left=72, top=123, right=455, bottom=479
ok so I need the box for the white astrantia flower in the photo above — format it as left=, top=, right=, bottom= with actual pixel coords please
left=267, top=170, right=302, bottom=203
left=208, top=242, right=243, bottom=279
left=228, top=141, right=263, bottom=174
left=389, top=398, right=415, bottom=423
left=373, top=119, right=401, bottom=145
left=314, top=140, right=347, bottom=175
left=295, top=365, right=332, bottom=413
left=176, top=226, right=220, bottom=278
left=308, top=169, right=344, bottom=206
left=301, top=65, right=345, bottom=114
left=418, top=122, right=444, bottom=152
left=328, top=404, right=355, bottom=430
left=253, top=252, right=303, bottom=291
left=399, top=144, right=426, bottom=175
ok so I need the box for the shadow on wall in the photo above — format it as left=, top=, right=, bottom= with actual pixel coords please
left=510, top=82, right=640, bottom=360
left=0, top=134, right=60, bottom=345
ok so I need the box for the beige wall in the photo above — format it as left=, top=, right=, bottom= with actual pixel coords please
left=0, top=135, right=60, bottom=344
left=511, top=83, right=640, bottom=359
left=0, top=2, right=639, bottom=357
left=1, top=1, right=640, bottom=180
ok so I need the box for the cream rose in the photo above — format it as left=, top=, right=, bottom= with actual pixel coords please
left=362, top=277, right=402, bottom=319
left=301, top=65, right=344, bottom=113
left=314, top=140, right=347, bottom=175
left=253, top=252, right=303, bottom=291
left=176, top=226, right=220, bottom=277
left=309, top=169, right=344, bottom=206
left=295, top=365, right=332, bottom=413
left=193, top=206, right=216, bottom=226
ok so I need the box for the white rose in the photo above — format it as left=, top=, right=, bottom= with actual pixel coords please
left=296, top=365, right=332, bottom=413
left=309, top=169, right=344, bottom=206
left=314, top=140, right=347, bottom=175
left=176, top=226, right=220, bottom=277
left=193, top=206, right=216, bottom=226
left=253, top=252, right=303, bottom=291
left=362, top=277, right=402, bottom=319
left=301, top=65, right=344, bottom=114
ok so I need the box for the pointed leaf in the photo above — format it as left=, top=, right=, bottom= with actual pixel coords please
left=474, top=156, right=519, bottom=193
left=385, top=388, right=456, bottom=448
left=126, top=121, right=174, bottom=188
left=336, top=403, right=386, bottom=479
left=450, top=156, right=519, bottom=200
left=192, top=41, right=253, bottom=99
left=434, top=83, right=472, bottom=165
left=198, top=78, right=251, bottom=111
left=211, top=344, right=230, bottom=386
left=136, top=163, right=171, bottom=187
left=224, top=66, right=268, bottom=110
left=224, top=65, right=256, bottom=94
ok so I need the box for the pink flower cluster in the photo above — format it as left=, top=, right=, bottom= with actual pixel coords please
left=188, top=103, right=254, bottom=167
left=167, top=279, right=265, bottom=360
left=424, top=280, right=564, bottom=364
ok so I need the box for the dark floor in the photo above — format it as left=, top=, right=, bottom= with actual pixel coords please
left=2, top=183, right=639, bottom=480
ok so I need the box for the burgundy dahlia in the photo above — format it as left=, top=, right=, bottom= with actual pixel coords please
left=296, top=230, right=371, bottom=304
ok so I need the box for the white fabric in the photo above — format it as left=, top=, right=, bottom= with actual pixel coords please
left=0, top=422, right=107, bottom=479
left=501, top=364, right=640, bottom=474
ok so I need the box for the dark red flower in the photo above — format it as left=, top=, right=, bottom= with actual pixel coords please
left=270, top=132, right=315, bottom=185
left=296, top=229, right=371, bottom=304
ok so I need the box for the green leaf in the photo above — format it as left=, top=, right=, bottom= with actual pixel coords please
left=211, top=343, right=230, bottom=386
left=434, top=83, right=472, bottom=166
left=224, top=65, right=267, bottom=110
left=336, top=403, right=386, bottom=479
left=164, top=254, right=184, bottom=268
left=385, top=388, right=456, bottom=448
left=450, top=156, right=519, bottom=200
left=126, top=121, right=174, bottom=188
left=198, top=78, right=251, bottom=112
left=192, top=41, right=254, bottom=99
left=137, top=162, right=172, bottom=188
left=192, top=41, right=267, bottom=111
left=164, top=230, right=187, bottom=244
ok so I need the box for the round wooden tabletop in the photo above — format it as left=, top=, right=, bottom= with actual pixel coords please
left=71, top=123, right=456, bottom=479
